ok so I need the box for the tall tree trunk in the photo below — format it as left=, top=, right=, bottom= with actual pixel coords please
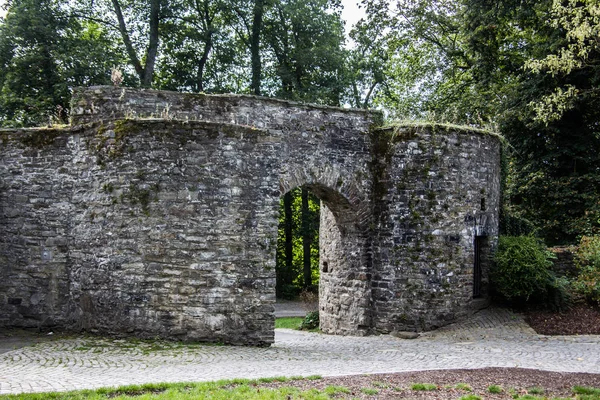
left=250, top=0, right=264, bottom=95
left=195, top=2, right=214, bottom=93
left=142, top=0, right=161, bottom=87
left=301, top=188, right=312, bottom=289
left=111, top=0, right=144, bottom=80
left=111, top=0, right=160, bottom=87
left=284, top=191, right=293, bottom=286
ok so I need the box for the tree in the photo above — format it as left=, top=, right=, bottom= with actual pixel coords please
left=155, top=0, right=245, bottom=93
left=525, top=0, right=600, bottom=124
left=0, top=0, right=124, bottom=126
left=263, top=0, right=347, bottom=105
left=106, top=0, right=162, bottom=87
left=355, top=0, right=600, bottom=244
left=0, top=0, right=65, bottom=126
left=462, top=0, right=600, bottom=244
left=250, top=0, right=265, bottom=95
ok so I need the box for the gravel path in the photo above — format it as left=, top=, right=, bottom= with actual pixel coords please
left=0, top=307, right=598, bottom=395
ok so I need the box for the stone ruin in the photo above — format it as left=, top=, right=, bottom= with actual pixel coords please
left=0, top=86, right=501, bottom=345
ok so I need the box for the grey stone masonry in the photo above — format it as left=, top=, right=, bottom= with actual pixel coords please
left=0, top=86, right=501, bottom=345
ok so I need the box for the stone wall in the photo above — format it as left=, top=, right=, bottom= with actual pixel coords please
left=371, top=125, right=501, bottom=332
left=549, top=246, right=578, bottom=277
left=0, top=86, right=502, bottom=344
left=0, top=128, right=74, bottom=328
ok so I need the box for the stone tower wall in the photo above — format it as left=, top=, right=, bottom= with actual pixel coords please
left=371, top=125, right=501, bottom=332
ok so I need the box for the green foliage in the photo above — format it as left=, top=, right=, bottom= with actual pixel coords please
left=458, top=395, right=481, bottom=400
left=0, top=376, right=339, bottom=400
left=572, top=236, right=600, bottom=305
left=0, top=0, right=348, bottom=126
left=263, top=0, right=347, bottom=106
left=300, top=311, right=319, bottom=330
left=574, top=386, right=600, bottom=396
left=410, top=383, right=437, bottom=391
left=455, top=383, right=472, bottom=391
left=525, top=0, right=600, bottom=124
left=463, top=0, right=600, bottom=245
left=276, top=188, right=320, bottom=298
left=575, top=236, right=600, bottom=269
left=488, top=385, right=503, bottom=394
left=354, top=0, right=600, bottom=245
left=324, top=385, right=351, bottom=395
left=491, top=236, right=559, bottom=304
left=528, top=387, right=544, bottom=395
left=0, top=0, right=126, bottom=127
left=500, top=206, right=537, bottom=237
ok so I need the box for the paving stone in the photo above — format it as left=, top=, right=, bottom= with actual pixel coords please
left=0, top=308, right=597, bottom=394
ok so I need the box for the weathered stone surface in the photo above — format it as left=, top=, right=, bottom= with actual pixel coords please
left=371, top=125, right=501, bottom=333
left=390, top=330, right=419, bottom=339
left=0, top=86, right=501, bottom=345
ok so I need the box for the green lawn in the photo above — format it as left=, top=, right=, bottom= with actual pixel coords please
left=1, top=378, right=599, bottom=400
left=275, top=317, right=303, bottom=329
left=0, top=377, right=326, bottom=400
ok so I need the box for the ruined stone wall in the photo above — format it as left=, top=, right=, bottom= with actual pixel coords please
left=1, top=87, right=377, bottom=344
left=69, top=87, right=378, bottom=338
left=371, top=125, right=501, bottom=332
left=0, top=87, right=502, bottom=344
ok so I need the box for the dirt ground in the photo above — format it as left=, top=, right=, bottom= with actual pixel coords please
left=263, top=368, right=600, bottom=399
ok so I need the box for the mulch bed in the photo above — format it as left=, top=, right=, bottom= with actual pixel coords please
left=524, top=302, right=600, bottom=335
left=262, top=368, right=600, bottom=399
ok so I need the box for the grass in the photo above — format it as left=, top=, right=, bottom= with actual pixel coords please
left=0, top=377, right=326, bottom=400
left=323, top=386, right=351, bottom=395
left=573, top=386, right=600, bottom=400
left=274, top=317, right=304, bottom=330
left=488, top=384, right=503, bottom=394
left=528, top=387, right=544, bottom=395
left=1, top=375, right=599, bottom=400
left=455, top=383, right=472, bottom=391
left=574, top=386, right=600, bottom=396
left=410, top=383, right=438, bottom=391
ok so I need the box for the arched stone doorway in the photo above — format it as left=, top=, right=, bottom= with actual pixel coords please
left=276, top=170, right=373, bottom=336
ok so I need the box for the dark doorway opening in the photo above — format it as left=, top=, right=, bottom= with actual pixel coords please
left=473, top=235, right=485, bottom=298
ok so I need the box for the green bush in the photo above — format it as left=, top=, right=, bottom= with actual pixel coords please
left=575, top=236, right=600, bottom=268
left=573, top=236, right=600, bottom=305
left=492, top=236, right=559, bottom=304
left=300, top=311, right=319, bottom=330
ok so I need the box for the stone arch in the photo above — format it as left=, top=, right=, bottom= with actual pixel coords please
left=278, top=167, right=373, bottom=335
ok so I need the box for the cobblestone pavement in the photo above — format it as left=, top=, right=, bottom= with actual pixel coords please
left=274, top=300, right=314, bottom=318
left=0, top=307, right=598, bottom=394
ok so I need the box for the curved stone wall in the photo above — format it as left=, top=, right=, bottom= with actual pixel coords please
left=371, top=125, right=501, bottom=332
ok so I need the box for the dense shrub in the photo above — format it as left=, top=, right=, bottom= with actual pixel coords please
left=492, top=236, right=561, bottom=305
left=572, top=236, right=600, bottom=305
left=300, top=311, right=319, bottom=330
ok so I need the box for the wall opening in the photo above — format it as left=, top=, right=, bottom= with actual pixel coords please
left=275, top=187, right=321, bottom=301
left=473, top=235, right=486, bottom=298
left=273, top=182, right=372, bottom=335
